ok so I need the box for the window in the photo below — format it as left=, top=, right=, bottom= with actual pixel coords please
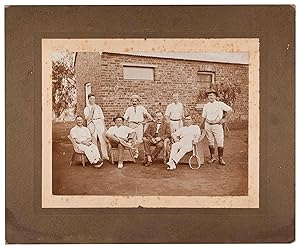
left=123, top=63, right=155, bottom=80
left=84, top=83, right=92, bottom=105
left=197, top=71, right=215, bottom=88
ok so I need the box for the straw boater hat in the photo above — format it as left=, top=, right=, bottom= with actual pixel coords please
left=113, top=113, right=125, bottom=122
left=130, top=94, right=140, bottom=101
left=205, top=89, right=218, bottom=97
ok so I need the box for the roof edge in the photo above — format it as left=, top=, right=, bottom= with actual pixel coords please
left=101, top=52, right=249, bottom=66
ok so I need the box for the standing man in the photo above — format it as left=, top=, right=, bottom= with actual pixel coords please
left=70, top=116, right=103, bottom=168
left=143, top=110, right=171, bottom=166
left=123, top=94, right=153, bottom=158
left=84, top=93, right=109, bottom=160
left=106, top=114, right=137, bottom=169
left=165, top=93, right=186, bottom=133
left=166, top=115, right=201, bottom=170
left=200, top=89, right=233, bottom=165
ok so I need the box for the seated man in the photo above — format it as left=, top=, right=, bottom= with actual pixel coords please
left=106, top=114, right=137, bottom=169
left=70, top=115, right=103, bottom=168
left=166, top=115, right=201, bottom=170
left=143, top=110, right=171, bottom=166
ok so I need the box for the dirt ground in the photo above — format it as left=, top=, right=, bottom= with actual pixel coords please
left=52, top=122, right=248, bottom=196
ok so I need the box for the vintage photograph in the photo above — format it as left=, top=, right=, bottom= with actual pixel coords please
left=42, top=39, right=259, bottom=208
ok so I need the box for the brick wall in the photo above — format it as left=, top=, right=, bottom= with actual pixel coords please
left=75, top=52, right=249, bottom=127
left=75, top=52, right=102, bottom=115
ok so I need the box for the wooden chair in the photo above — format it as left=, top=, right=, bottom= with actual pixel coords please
left=106, top=138, right=136, bottom=165
left=166, top=130, right=206, bottom=165
left=67, top=135, right=88, bottom=167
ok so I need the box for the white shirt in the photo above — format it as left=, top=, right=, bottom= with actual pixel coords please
left=165, top=102, right=184, bottom=120
left=156, top=123, right=161, bottom=133
left=172, top=125, right=201, bottom=143
left=84, top=104, right=104, bottom=120
left=70, top=125, right=92, bottom=142
left=124, top=105, right=148, bottom=123
left=202, top=101, right=232, bottom=122
left=106, top=125, right=135, bottom=140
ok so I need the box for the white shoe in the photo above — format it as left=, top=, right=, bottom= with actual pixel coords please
left=166, top=160, right=176, bottom=170
left=94, top=161, right=103, bottom=168
left=117, top=162, right=124, bottom=169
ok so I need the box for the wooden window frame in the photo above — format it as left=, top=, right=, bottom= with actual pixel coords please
left=122, top=63, right=157, bottom=81
left=84, top=82, right=92, bottom=106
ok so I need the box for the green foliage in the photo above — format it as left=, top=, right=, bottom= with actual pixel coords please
left=197, top=81, right=241, bottom=106
left=52, top=53, right=76, bottom=118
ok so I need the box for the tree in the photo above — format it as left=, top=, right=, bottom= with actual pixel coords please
left=197, top=81, right=241, bottom=107
left=52, top=52, right=76, bottom=120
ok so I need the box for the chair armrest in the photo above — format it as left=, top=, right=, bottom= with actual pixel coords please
left=163, top=138, right=170, bottom=150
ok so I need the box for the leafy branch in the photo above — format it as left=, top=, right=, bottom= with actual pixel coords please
left=52, top=53, right=76, bottom=119
left=197, top=81, right=241, bottom=107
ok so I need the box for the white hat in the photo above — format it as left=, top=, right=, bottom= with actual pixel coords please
left=130, top=94, right=140, bottom=101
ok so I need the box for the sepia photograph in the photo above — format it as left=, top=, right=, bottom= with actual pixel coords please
left=42, top=38, right=259, bottom=208
left=5, top=4, right=296, bottom=243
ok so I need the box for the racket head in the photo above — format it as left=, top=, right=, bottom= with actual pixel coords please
left=189, top=155, right=202, bottom=169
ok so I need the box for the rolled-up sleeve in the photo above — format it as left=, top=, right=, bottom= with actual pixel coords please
left=70, top=128, right=77, bottom=139
left=221, top=102, right=233, bottom=112
left=106, top=127, right=114, bottom=136
left=98, top=106, right=105, bottom=120
left=123, top=108, right=130, bottom=121
left=84, top=107, right=90, bottom=119
left=202, top=105, right=207, bottom=118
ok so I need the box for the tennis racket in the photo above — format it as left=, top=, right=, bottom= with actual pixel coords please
left=189, top=141, right=202, bottom=170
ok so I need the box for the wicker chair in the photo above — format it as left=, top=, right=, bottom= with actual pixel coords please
left=106, top=138, right=136, bottom=165
left=67, top=135, right=88, bottom=167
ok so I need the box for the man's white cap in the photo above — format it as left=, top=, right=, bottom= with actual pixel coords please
left=130, top=94, right=140, bottom=101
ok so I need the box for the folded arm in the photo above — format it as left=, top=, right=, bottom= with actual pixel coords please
left=106, top=133, right=120, bottom=143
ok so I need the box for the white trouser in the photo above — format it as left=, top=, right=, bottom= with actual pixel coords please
left=204, top=122, right=224, bottom=147
left=128, top=122, right=143, bottom=157
left=128, top=123, right=144, bottom=144
left=169, top=140, right=193, bottom=164
left=78, top=143, right=101, bottom=164
left=169, top=120, right=183, bottom=133
left=91, top=119, right=108, bottom=159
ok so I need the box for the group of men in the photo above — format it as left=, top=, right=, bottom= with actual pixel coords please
left=69, top=90, right=233, bottom=170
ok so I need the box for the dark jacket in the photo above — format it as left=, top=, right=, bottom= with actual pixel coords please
left=144, top=120, right=171, bottom=141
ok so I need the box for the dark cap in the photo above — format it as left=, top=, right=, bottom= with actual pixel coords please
left=205, top=89, right=218, bottom=96
left=113, top=113, right=125, bottom=122
left=87, top=93, right=95, bottom=99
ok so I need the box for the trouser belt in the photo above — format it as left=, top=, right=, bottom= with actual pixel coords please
left=206, top=120, right=221, bottom=125
left=130, top=121, right=142, bottom=125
